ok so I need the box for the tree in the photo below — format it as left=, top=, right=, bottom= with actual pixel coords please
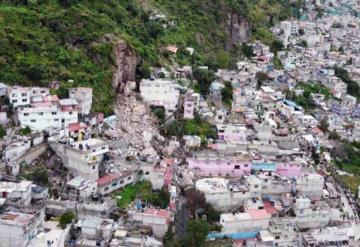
left=151, top=106, right=165, bottom=123
left=270, top=40, right=284, bottom=54
left=216, top=51, right=231, bottom=69
left=183, top=220, right=211, bottom=247
left=31, top=167, right=49, bottom=186
left=221, top=81, right=233, bottom=106
left=241, top=44, right=254, bottom=58
left=163, top=224, right=176, bottom=247
left=20, top=126, right=31, bottom=135
left=156, top=187, right=170, bottom=209
left=0, top=125, right=6, bottom=139
left=59, top=211, right=75, bottom=229
left=319, top=117, right=329, bottom=133
left=329, top=130, right=340, bottom=140
left=312, top=148, right=320, bottom=165
left=297, top=40, right=308, bottom=48
left=255, top=71, right=269, bottom=89
left=193, top=68, right=215, bottom=96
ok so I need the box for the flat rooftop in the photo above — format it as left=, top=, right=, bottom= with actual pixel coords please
left=196, top=177, right=248, bottom=193
left=0, top=211, right=35, bottom=227
left=0, top=181, right=32, bottom=193
left=190, top=151, right=251, bottom=161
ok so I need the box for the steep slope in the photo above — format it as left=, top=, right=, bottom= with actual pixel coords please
left=0, top=0, right=298, bottom=114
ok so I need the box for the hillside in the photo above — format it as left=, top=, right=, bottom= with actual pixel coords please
left=0, top=0, right=299, bottom=115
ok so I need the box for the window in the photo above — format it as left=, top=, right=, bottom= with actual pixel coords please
left=38, top=112, right=43, bottom=116
left=104, top=186, right=109, bottom=191
left=244, top=164, right=248, bottom=167
left=120, top=180, right=124, bottom=184
left=54, top=118, right=59, bottom=122
left=234, top=165, right=240, bottom=169
left=145, top=171, right=149, bottom=175
left=275, top=236, right=280, bottom=240
left=12, top=100, right=17, bottom=103
left=22, top=99, right=27, bottom=102
left=21, top=93, right=27, bottom=97
left=51, top=112, right=57, bottom=115
left=93, top=149, right=96, bottom=152
left=24, top=113, right=29, bottom=116
left=112, top=182, right=117, bottom=187
left=128, top=177, right=132, bottom=180
left=30, top=119, right=36, bottom=123
left=254, top=185, right=259, bottom=188
left=69, top=111, right=73, bottom=115
left=92, top=165, right=96, bottom=170
left=102, top=146, right=106, bottom=150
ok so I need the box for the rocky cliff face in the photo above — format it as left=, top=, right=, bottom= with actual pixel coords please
left=112, top=39, right=140, bottom=94
left=226, top=11, right=251, bottom=49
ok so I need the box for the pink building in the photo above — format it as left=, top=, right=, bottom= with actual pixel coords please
left=275, top=162, right=302, bottom=178
left=187, top=151, right=252, bottom=177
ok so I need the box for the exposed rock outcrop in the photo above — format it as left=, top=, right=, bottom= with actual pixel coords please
left=112, top=39, right=140, bottom=94
left=226, top=11, right=251, bottom=49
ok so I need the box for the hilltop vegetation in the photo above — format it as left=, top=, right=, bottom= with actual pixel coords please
left=0, top=0, right=298, bottom=114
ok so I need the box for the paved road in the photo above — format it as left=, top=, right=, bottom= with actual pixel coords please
left=339, top=188, right=360, bottom=239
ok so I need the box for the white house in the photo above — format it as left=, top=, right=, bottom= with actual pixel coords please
left=140, top=79, right=180, bottom=114
left=67, top=176, right=97, bottom=199
left=294, top=197, right=331, bottom=229
left=18, top=100, right=78, bottom=131
left=69, top=87, right=93, bottom=115
left=50, top=138, right=109, bottom=180
left=0, top=181, right=33, bottom=205
left=296, top=174, right=324, bottom=199
left=8, top=87, right=30, bottom=108
left=97, top=171, right=134, bottom=195
left=220, top=209, right=271, bottom=234
left=0, top=211, right=43, bottom=247
left=0, top=83, right=7, bottom=97
left=216, top=124, right=248, bottom=144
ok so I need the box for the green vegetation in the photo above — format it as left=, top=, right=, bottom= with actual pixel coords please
left=334, top=67, right=360, bottom=99
left=241, top=44, right=254, bottom=58
left=151, top=106, right=165, bottom=123
left=272, top=56, right=283, bottom=69
left=318, top=117, right=329, bottom=133
left=165, top=116, right=217, bottom=141
left=23, top=166, right=49, bottom=186
left=270, top=39, right=284, bottom=54
left=288, top=93, right=315, bottom=113
left=115, top=180, right=169, bottom=209
left=58, top=211, right=75, bottom=229
left=19, top=126, right=31, bottom=136
left=339, top=175, right=360, bottom=195
left=181, top=219, right=219, bottom=247
left=332, top=141, right=360, bottom=175
left=297, top=40, right=308, bottom=48
left=255, top=71, right=269, bottom=89
left=0, top=125, right=6, bottom=139
left=297, top=82, right=332, bottom=99
left=286, top=82, right=332, bottom=113
left=0, top=0, right=297, bottom=113
left=192, top=68, right=216, bottom=96
left=221, top=81, right=233, bottom=106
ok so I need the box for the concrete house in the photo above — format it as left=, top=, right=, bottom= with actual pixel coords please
left=50, top=138, right=109, bottom=180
